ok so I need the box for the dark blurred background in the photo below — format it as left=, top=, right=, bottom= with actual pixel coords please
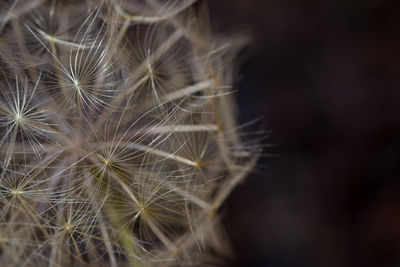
left=207, top=1, right=400, bottom=266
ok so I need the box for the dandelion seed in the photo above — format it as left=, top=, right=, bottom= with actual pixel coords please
left=13, top=112, right=24, bottom=124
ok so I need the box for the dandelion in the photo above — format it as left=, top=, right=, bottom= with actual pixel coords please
left=0, top=0, right=260, bottom=266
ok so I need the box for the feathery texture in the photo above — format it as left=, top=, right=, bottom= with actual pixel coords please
left=0, top=0, right=260, bottom=266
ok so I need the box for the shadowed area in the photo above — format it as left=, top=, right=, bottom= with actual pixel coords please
left=209, top=1, right=400, bottom=266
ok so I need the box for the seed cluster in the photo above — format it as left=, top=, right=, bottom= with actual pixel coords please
left=0, top=0, right=260, bottom=266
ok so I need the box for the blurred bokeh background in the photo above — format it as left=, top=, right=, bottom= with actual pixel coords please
left=207, top=1, right=400, bottom=266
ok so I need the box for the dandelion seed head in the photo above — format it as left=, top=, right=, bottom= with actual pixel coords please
left=0, top=0, right=261, bottom=266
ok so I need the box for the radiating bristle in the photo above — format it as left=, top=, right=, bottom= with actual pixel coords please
left=0, top=0, right=260, bottom=266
